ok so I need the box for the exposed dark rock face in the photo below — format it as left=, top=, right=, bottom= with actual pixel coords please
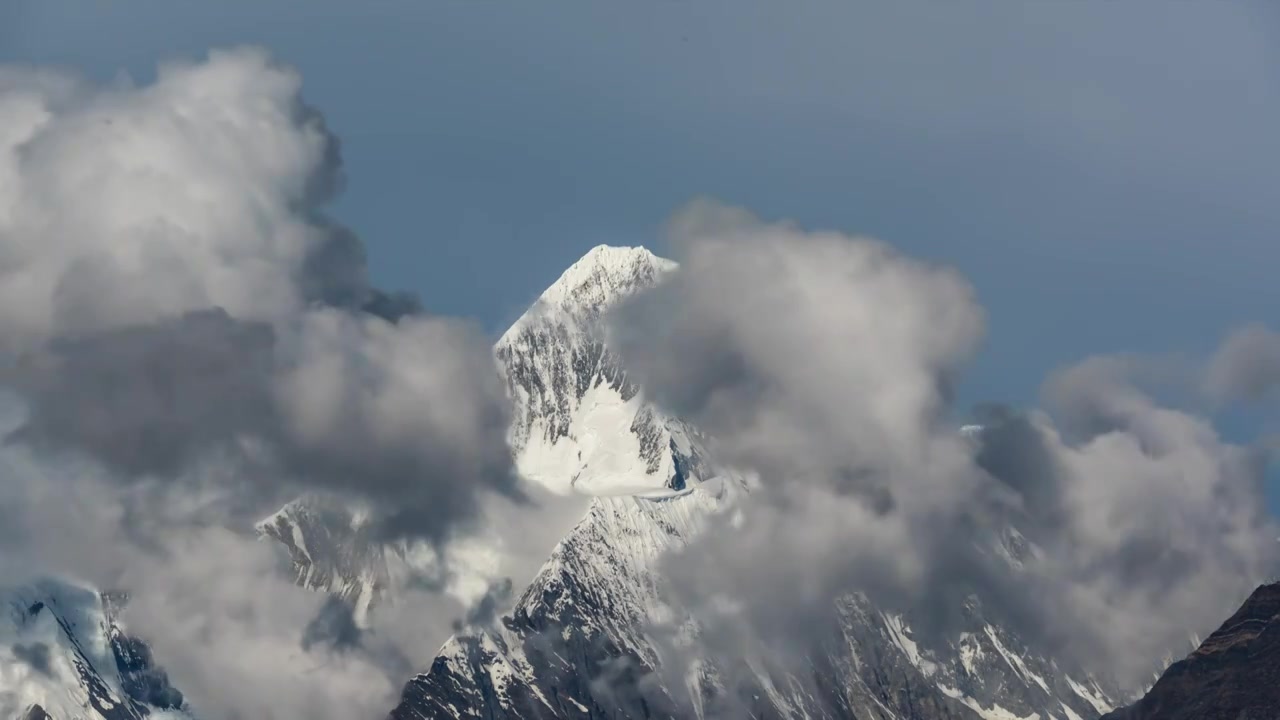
left=21, top=705, right=52, bottom=720
left=1102, top=583, right=1280, bottom=720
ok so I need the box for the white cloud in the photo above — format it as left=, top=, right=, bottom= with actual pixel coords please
left=612, top=199, right=1279, bottom=693
left=0, top=48, right=331, bottom=349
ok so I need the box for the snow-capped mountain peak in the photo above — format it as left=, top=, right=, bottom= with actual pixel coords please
left=496, top=245, right=701, bottom=497
left=498, top=245, right=675, bottom=346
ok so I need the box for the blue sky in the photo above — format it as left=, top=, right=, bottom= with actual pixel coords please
left=5, top=0, right=1279, bottom=419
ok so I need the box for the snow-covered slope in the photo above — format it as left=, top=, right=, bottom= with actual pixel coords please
left=0, top=580, right=187, bottom=720
left=386, top=246, right=1127, bottom=720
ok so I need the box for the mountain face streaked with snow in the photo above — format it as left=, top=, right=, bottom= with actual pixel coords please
left=0, top=581, right=186, bottom=720
left=385, top=246, right=1127, bottom=720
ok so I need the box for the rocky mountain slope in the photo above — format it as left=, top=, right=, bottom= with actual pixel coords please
left=385, top=246, right=1126, bottom=720
left=1101, top=582, right=1280, bottom=720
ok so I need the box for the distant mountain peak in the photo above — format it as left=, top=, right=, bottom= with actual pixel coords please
left=540, top=244, right=674, bottom=309
left=491, top=244, right=701, bottom=497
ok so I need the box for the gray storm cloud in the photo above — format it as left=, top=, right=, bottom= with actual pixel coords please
left=611, top=199, right=1280, bottom=696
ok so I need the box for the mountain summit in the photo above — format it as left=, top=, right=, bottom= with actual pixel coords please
left=498, top=245, right=675, bottom=345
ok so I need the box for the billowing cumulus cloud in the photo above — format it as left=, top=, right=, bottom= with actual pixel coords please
left=0, top=47, right=519, bottom=543
left=1031, top=362, right=1274, bottom=678
left=0, top=48, right=530, bottom=719
left=612, top=197, right=987, bottom=608
left=611, top=199, right=1279, bottom=697
left=0, top=398, right=577, bottom=720
left=0, top=50, right=323, bottom=347
left=0, top=417, right=425, bottom=720
left=615, top=197, right=985, bottom=506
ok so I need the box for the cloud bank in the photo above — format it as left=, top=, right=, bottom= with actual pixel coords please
left=612, top=199, right=1280, bottom=697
